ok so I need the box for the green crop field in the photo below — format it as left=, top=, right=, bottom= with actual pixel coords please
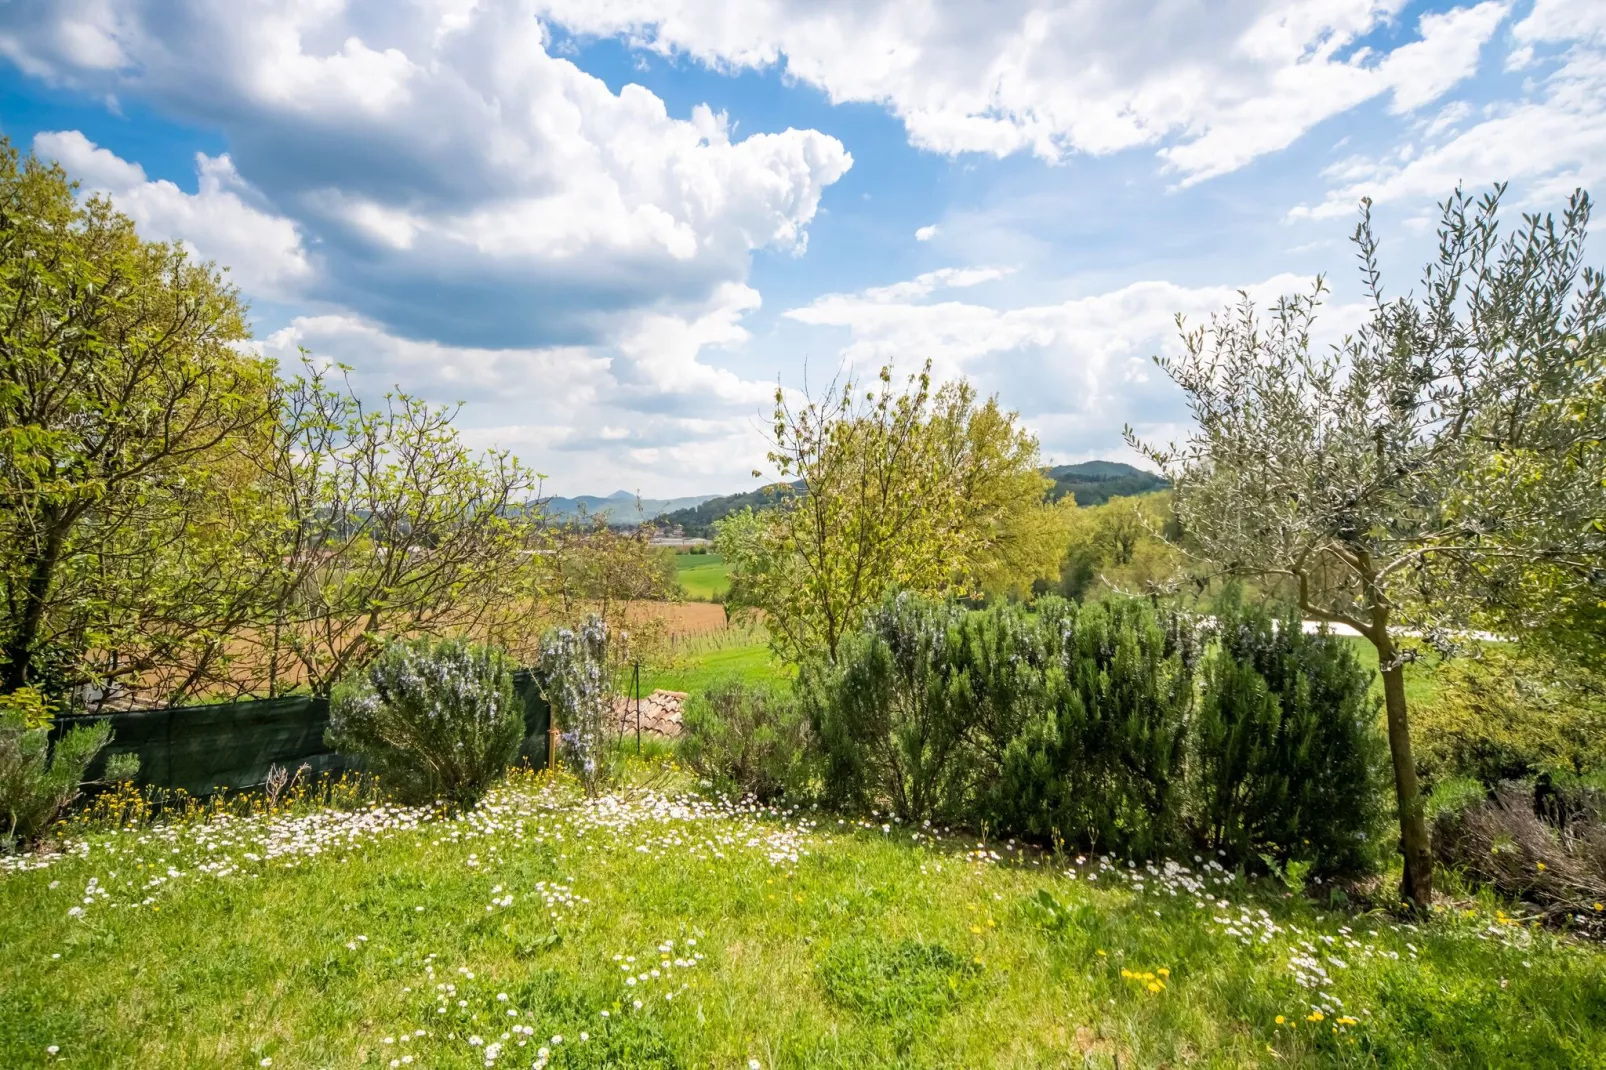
left=637, top=624, right=787, bottom=695
left=674, top=553, right=730, bottom=602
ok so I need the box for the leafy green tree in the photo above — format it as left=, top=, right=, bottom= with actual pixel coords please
left=1051, top=492, right=1188, bottom=602
left=248, top=360, right=546, bottom=695
left=0, top=141, right=274, bottom=700
left=1132, top=186, right=1603, bottom=908
left=1412, top=645, right=1606, bottom=785
left=723, top=363, right=1071, bottom=664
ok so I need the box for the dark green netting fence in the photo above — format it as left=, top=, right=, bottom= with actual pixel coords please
left=51, top=670, right=550, bottom=798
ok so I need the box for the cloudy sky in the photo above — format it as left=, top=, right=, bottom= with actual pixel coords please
left=2, top=0, right=1602, bottom=495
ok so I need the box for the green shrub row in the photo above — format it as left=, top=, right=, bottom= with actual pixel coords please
left=688, top=590, right=1387, bottom=875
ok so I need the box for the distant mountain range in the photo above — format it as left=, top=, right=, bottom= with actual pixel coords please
left=645, top=461, right=1165, bottom=538
left=542, top=490, right=718, bottom=525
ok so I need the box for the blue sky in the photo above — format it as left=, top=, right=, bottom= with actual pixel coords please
left=1, top=0, right=1602, bottom=495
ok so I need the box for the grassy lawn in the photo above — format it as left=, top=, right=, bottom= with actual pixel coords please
left=674, top=554, right=730, bottom=602
left=1337, top=635, right=1458, bottom=712
left=637, top=625, right=788, bottom=695
left=4, top=771, right=1604, bottom=1069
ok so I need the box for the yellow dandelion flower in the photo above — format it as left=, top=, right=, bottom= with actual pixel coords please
left=1275, top=1015, right=1286, bottom=1025
left=1095, top=949, right=1107, bottom=957
left=1307, top=1011, right=1325, bottom=1023
left=1536, top=861, right=1547, bottom=872
left=970, top=925, right=982, bottom=934
left=1147, top=982, right=1162, bottom=994
left=1156, top=967, right=1170, bottom=977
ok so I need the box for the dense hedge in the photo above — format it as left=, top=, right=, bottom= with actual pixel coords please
left=1192, top=591, right=1385, bottom=875
left=804, top=593, right=974, bottom=821
left=979, top=596, right=1195, bottom=858
left=776, top=590, right=1386, bottom=873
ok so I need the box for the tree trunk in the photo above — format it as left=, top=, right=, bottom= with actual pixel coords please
left=2, top=514, right=67, bottom=692
left=1374, top=628, right=1434, bottom=910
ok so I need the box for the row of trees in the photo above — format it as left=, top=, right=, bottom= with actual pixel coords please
left=0, top=142, right=669, bottom=711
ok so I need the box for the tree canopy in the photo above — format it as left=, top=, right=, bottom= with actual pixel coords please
left=720, top=364, right=1074, bottom=663
left=1132, top=185, right=1605, bottom=909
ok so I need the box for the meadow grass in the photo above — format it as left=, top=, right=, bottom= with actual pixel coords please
left=1338, top=635, right=1443, bottom=711
left=674, top=554, right=730, bottom=602
left=4, top=768, right=1604, bottom=1069
left=637, top=623, right=788, bottom=695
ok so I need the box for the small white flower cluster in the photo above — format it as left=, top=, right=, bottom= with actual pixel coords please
left=614, top=935, right=704, bottom=1003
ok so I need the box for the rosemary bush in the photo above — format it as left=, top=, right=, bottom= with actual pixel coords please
left=327, top=637, right=520, bottom=808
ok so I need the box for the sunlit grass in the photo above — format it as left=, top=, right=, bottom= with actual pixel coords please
left=4, top=769, right=1603, bottom=1068
left=638, top=621, right=788, bottom=695
left=673, top=553, right=730, bottom=602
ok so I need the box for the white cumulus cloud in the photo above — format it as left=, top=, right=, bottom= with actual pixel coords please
left=34, top=130, right=312, bottom=299
left=3, top=1, right=852, bottom=349
left=535, top=0, right=1507, bottom=182
left=1292, top=3, right=1606, bottom=219
left=784, top=267, right=1365, bottom=463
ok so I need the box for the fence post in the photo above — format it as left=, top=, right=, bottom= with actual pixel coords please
left=547, top=717, right=559, bottom=773
left=634, top=659, right=642, bottom=755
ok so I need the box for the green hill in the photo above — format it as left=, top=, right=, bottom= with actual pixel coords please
left=656, top=480, right=805, bottom=537
left=657, top=462, right=1163, bottom=537
left=543, top=490, right=717, bottom=525
left=1045, top=460, right=1167, bottom=505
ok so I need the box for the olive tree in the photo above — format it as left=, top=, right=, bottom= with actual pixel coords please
left=1131, top=186, right=1603, bottom=909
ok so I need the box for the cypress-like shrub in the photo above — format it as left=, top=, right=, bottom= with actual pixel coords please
left=982, top=596, right=1193, bottom=857
left=805, top=592, right=973, bottom=822
left=328, top=636, right=520, bottom=809
left=1191, top=591, right=1385, bottom=876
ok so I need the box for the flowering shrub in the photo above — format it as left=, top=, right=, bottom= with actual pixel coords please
left=327, top=637, right=520, bottom=808
left=1, top=702, right=137, bottom=850
left=539, top=616, right=613, bottom=796
left=680, top=679, right=812, bottom=802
